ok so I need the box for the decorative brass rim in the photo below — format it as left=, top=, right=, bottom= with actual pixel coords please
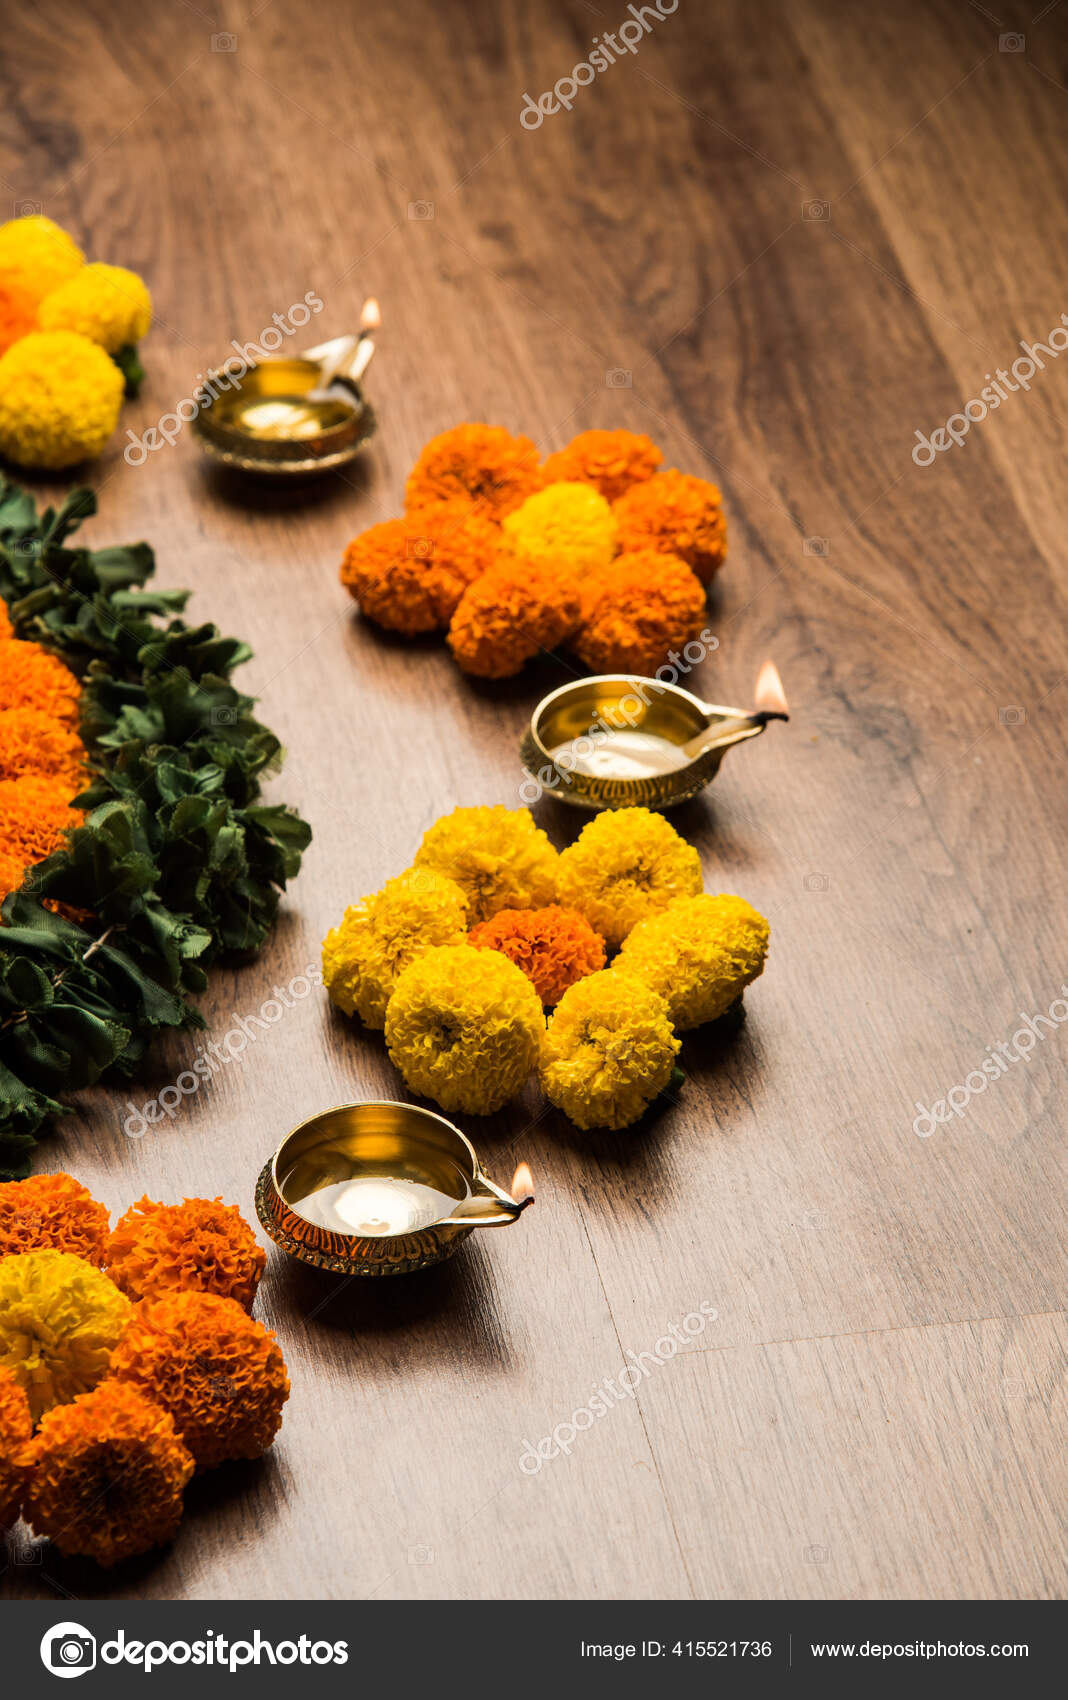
left=519, top=728, right=727, bottom=811
left=255, top=1162, right=472, bottom=1277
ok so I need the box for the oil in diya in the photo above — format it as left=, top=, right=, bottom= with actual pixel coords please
left=256, top=1102, right=534, bottom=1276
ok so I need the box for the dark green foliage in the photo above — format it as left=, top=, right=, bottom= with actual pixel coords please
left=0, top=479, right=311, bottom=1175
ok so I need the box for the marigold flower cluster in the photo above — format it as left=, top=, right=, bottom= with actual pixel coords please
left=321, top=804, right=769, bottom=1129
left=0, top=610, right=87, bottom=902
left=0, top=1174, right=288, bottom=1564
left=22, top=1381, right=194, bottom=1567
left=321, top=868, right=470, bottom=1029
left=109, top=1291, right=289, bottom=1472
left=468, top=905, right=606, bottom=1007
left=0, top=215, right=152, bottom=468
left=106, top=1195, right=267, bottom=1310
left=385, top=942, right=545, bottom=1114
left=539, top=970, right=681, bottom=1130
left=339, top=425, right=727, bottom=679
left=616, top=892, right=770, bottom=1029
left=0, top=1172, right=110, bottom=1263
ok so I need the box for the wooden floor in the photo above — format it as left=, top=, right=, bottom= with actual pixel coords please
left=2, top=0, right=1066, bottom=1601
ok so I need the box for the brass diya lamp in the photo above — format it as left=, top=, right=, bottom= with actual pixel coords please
left=192, top=298, right=380, bottom=477
left=256, top=1101, right=534, bottom=1277
left=521, top=661, right=789, bottom=809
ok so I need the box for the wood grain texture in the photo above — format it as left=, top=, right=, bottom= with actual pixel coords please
left=1, top=0, right=1065, bottom=1601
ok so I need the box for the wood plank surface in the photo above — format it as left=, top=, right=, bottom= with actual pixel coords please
left=1, top=0, right=1065, bottom=1601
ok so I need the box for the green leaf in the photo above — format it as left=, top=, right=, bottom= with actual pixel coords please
left=0, top=476, right=312, bottom=1163
left=113, top=343, right=145, bottom=397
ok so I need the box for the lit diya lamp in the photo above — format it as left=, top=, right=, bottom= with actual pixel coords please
left=192, top=297, right=380, bottom=477
left=521, top=661, right=789, bottom=809
left=256, top=1101, right=534, bottom=1276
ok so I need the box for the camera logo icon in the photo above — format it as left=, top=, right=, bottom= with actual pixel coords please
left=407, top=201, right=435, bottom=221
left=999, top=32, right=1025, bottom=52
left=802, top=199, right=830, bottom=221
left=998, top=705, right=1026, bottom=726
left=605, top=368, right=632, bottom=388
left=40, top=1622, right=97, bottom=1678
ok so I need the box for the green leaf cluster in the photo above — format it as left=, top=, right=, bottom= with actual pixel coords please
left=0, top=479, right=311, bottom=1175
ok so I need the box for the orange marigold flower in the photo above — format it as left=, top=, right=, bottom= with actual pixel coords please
left=448, top=560, right=582, bottom=678
left=106, top=1196, right=266, bottom=1310
left=469, top=905, right=606, bottom=1007
left=572, top=549, right=707, bottom=677
left=340, top=499, right=501, bottom=635
left=613, top=468, right=728, bottom=583
left=109, top=1291, right=290, bottom=1471
left=0, top=706, right=85, bottom=785
left=0, top=775, right=85, bottom=903
left=405, top=423, right=542, bottom=517
left=542, top=429, right=663, bottom=503
left=0, top=636, right=82, bottom=721
left=0, top=1173, right=110, bottom=1264
left=22, top=1381, right=193, bottom=1566
left=0, top=281, right=35, bottom=355
left=0, top=1365, right=32, bottom=1527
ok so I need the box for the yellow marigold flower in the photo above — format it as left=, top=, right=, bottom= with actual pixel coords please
left=0, top=215, right=84, bottom=307
left=502, top=480, right=617, bottom=576
left=322, top=868, right=469, bottom=1028
left=0, top=706, right=85, bottom=785
left=414, top=804, right=559, bottom=923
left=613, top=468, right=728, bottom=583
left=0, top=330, right=124, bottom=469
left=109, top=1291, right=290, bottom=1471
left=617, top=893, right=770, bottom=1028
left=22, top=1381, right=193, bottom=1566
left=0, top=1365, right=32, bottom=1527
left=0, top=1173, right=110, bottom=1264
left=105, top=1196, right=266, bottom=1310
left=541, top=429, right=663, bottom=502
left=556, top=806, right=703, bottom=948
left=384, top=942, right=544, bottom=1114
left=38, top=261, right=152, bottom=354
left=540, top=970, right=680, bottom=1130
left=0, top=1249, right=132, bottom=1423
left=405, top=422, right=542, bottom=516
